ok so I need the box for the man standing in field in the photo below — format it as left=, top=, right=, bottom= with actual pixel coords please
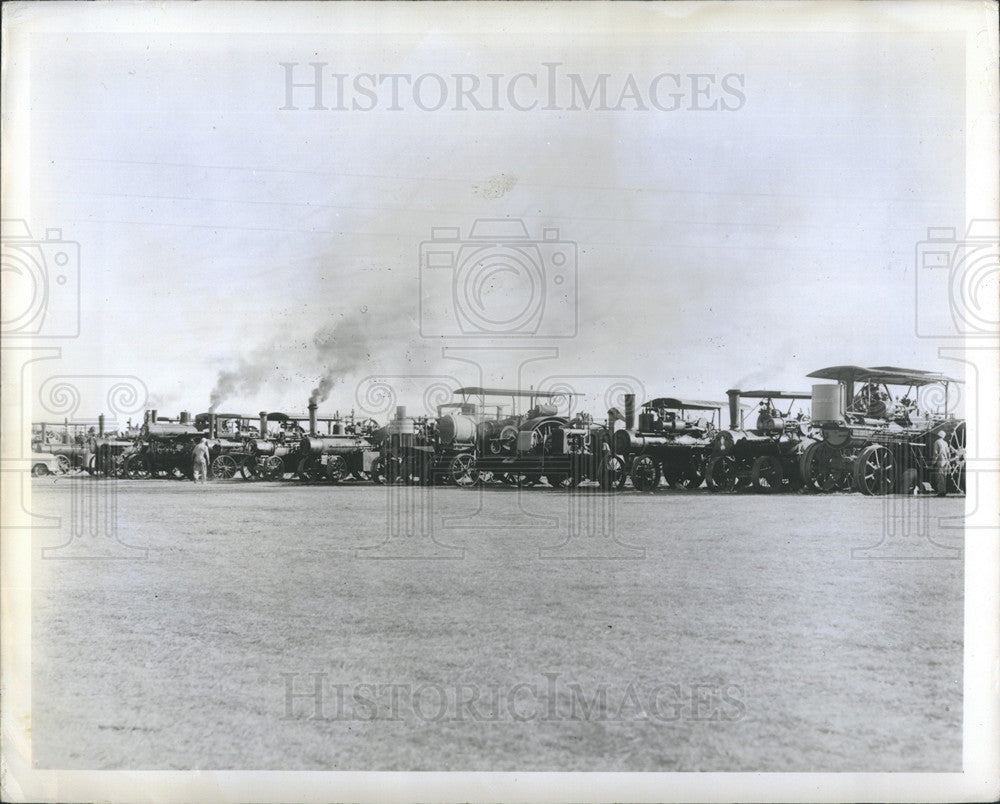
left=192, top=437, right=210, bottom=484
left=931, top=431, right=951, bottom=497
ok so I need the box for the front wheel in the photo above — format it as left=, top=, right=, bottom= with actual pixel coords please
left=56, top=455, right=72, bottom=474
left=853, top=444, right=895, bottom=496
left=325, top=455, right=348, bottom=483
left=450, top=453, right=480, bottom=487
left=31, top=463, right=50, bottom=477
left=630, top=455, right=660, bottom=491
left=705, top=455, right=738, bottom=492
left=598, top=455, right=627, bottom=491
left=751, top=455, right=783, bottom=493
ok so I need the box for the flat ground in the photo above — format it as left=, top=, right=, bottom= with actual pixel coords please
left=27, top=478, right=963, bottom=771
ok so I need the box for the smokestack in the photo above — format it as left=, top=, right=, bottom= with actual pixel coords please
left=395, top=405, right=407, bottom=420
left=179, top=411, right=190, bottom=425
left=259, top=411, right=268, bottom=438
left=151, top=409, right=158, bottom=424
left=98, top=414, right=105, bottom=437
left=727, top=389, right=740, bottom=430
left=624, top=394, right=635, bottom=430
left=308, top=400, right=318, bottom=437
left=209, top=413, right=218, bottom=439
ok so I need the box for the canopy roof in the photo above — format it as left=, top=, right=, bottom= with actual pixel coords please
left=641, top=397, right=725, bottom=411
left=454, top=387, right=581, bottom=398
left=728, top=389, right=812, bottom=400
left=806, top=366, right=960, bottom=386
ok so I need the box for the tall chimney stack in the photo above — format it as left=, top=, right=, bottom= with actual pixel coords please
left=308, top=400, right=318, bottom=437
left=726, top=389, right=740, bottom=430
left=259, top=411, right=268, bottom=438
left=98, top=414, right=105, bottom=437
left=209, top=413, right=218, bottom=439
left=624, top=394, right=635, bottom=431
left=179, top=410, right=190, bottom=425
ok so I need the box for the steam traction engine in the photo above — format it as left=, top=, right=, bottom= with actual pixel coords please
left=801, top=366, right=965, bottom=495
left=235, top=412, right=306, bottom=480
left=611, top=394, right=724, bottom=491
left=705, top=390, right=816, bottom=493
left=377, top=387, right=616, bottom=488
left=290, top=401, right=381, bottom=483
left=123, top=411, right=203, bottom=479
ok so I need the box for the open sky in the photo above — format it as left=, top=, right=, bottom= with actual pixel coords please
left=9, top=6, right=968, bottom=425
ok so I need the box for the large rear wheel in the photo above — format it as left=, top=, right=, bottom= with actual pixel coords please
left=211, top=454, right=238, bottom=480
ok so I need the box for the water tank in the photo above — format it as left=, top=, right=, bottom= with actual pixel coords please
left=812, top=384, right=843, bottom=424
left=437, top=413, right=476, bottom=445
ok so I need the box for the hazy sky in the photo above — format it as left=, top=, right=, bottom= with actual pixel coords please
left=11, top=9, right=968, bottom=424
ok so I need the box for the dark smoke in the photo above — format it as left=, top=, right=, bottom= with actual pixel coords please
left=210, top=281, right=419, bottom=412
left=309, top=316, right=373, bottom=405
left=209, top=352, right=278, bottom=412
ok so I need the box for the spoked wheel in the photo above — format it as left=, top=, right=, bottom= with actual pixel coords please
left=240, top=457, right=263, bottom=480
left=296, top=456, right=323, bottom=482
left=801, top=442, right=851, bottom=493
left=56, top=455, right=72, bottom=474
left=598, top=454, right=627, bottom=491
left=351, top=470, right=370, bottom=482
left=498, top=425, right=519, bottom=455
left=211, top=454, right=238, bottom=480
left=853, top=444, right=896, bottom=496
left=325, top=455, right=348, bottom=483
left=705, top=455, right=738, bottom=492
left=125, top=455, right=151, bottom=479
left=371, top=456, right=387, bottom=485
left=262, top=455, right=285, bottom=480
left=31, top=463, right=50, bottom=477
left=450, top=453, right=480, bottom=487
left=947, top=422, right=966, bottom=494
left=630, top=455, right=660, bottom=491
left=663, top=458, right=705, bottom=490
left=751, top=455, right=784, bottom=493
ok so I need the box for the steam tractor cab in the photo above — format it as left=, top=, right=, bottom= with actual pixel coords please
left=611, top=394, right=724, bottom=491
left=802, top=365, right=964, bottom=495
left=705, top=390, right=815, bottom=493
left=378, top=387, right=609, bottom=488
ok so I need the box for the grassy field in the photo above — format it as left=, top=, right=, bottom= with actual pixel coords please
left=28, top=478, right=963, bottom=771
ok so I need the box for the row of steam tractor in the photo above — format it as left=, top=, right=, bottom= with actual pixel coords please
left=32, top=366, right=965, bottom=496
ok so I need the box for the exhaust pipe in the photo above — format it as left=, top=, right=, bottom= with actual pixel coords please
left=726, top=389, right=740, bottom=430
left=624, top=394, right=635, bottom=430
left=308, top=400, right=318, bottom=437
left=209, top=413, right=218, bottom=439
left=259, top=411, right=268, bottom=437
left=98, top=414, right=105, bottom=437
left=179, top=410, right=190, bottom=425
left=151, top=409, right=158, bottom=424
